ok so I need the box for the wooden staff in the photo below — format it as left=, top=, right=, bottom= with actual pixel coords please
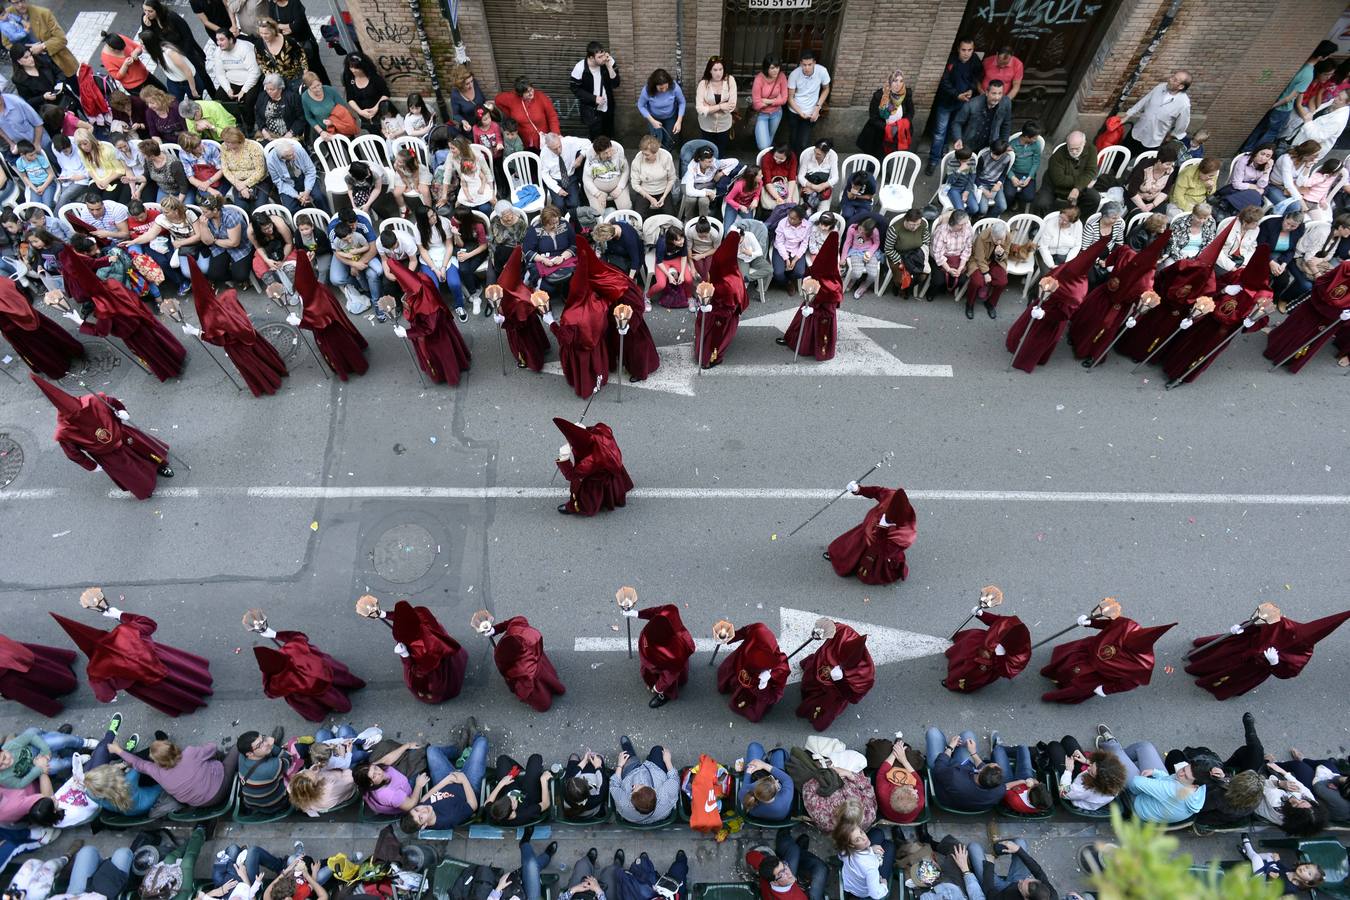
left=613, top=304, right=633, bottom=402
left=1130, top=295, right=1215, bottom=374
left=549, top=375, right=604, bottom=485
left=1086, top=290, right=1161, bottom=369
left=483, top=285, right=508, bottom=377
left=378, top=295, right=429, bottom=389
left=694, top=282, right=713, bottom=373
left=949, top=585, right=1004, bottom=640
left=1030, top=597, right=1123, bottom=651
left=1268, top=311, right=1350, bottom=370
left=786, top=617, right=835, bottom=662
left=616, top=586, right=637, bottom=659
left=1185, top=603, right=1281, bottom=660
left=161, top=296, right=244, bottom=393
left=791, top=277, right=820, bottom=364
left=1166, top=301, right=1271, bottom=389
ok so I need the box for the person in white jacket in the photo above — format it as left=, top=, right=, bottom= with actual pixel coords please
left=797, top=139, right=839, bottom=211
left=581, top=135, right=631, bottom=211
left=680, top=145, right=737, bottom=217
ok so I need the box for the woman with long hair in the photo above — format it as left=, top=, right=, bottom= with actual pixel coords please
left=342, top=53, right=390, bottom=133
left=140, top=0, right=211, bottom=98
left=695, top=55, right=737, bottom=156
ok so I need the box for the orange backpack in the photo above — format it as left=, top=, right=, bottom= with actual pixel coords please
left=685, top=754, right=731, bottom=832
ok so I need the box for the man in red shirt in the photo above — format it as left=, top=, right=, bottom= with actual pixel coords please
left=747, top=832, right=828, bottom=900
left=981, top=47, right=1023, bottom=101
left=493, top=77, right=561, bottom=151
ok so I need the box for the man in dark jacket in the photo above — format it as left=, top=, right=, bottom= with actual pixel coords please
left=1035, top=130, right=1099, bottom=215
left=925, top=727, right=1004, bottom=812
left=927, top=37, right=982, bottom=176
left=967, top=839, right=1056, bottom=900
left=951, top=81, right=1012, bottom=156
left=570, top=41, right=620, bottom=139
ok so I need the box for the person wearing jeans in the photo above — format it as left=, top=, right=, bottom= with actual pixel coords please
left=764, top=829, right=829, bottom=900
left=966, top=837, right=1054, bottom=898
left=738, top=742, right=793, bottom=821
left=66, top=846, right=134, bottom=897
left=0, top=727, right=94, bottom=787
left=399, top=733, right=490, bottom=832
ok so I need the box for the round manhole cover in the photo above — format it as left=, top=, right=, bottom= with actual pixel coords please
left=370, top=524, right=438, bottom=584
left=0, top=434, right=22, bottom=489
left=58, top=342, right=121, bottom=389
left=258, top=322, right=301, bottom=363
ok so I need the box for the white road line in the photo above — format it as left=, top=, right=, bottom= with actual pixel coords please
left=1, top=485, right=1348, bottom=505
left=576, top=637, right=723, bottom=653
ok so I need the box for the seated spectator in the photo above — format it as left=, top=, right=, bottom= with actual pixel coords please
left=1097, top=725, right=1204, bottom=824
left=206, top=30, right=261, bottom=131
left=842, top=216, right=883, bottom=300
left=286, top=765, right=355, bottom=818
left=1167, top=157, right=1220, bottom=216
left=486, top=753, right=551, bottom=825
left=1036, top=204, right=1081, bottom=270
left=260, top=855, right=328, bottom=900
left=398, top=726, right=489, bottom=833
left=1238, top=834, right=1326, bottom=894
left=1283, top=749, right=1350, bottom=822
left=797, top=139, right=838, bottom=212
left=83, top=756, right=164, bottom=818
left=219, top=127, right=270, bottom=213
left=748, top=831, right=829, bottom=900
left=235, top=728, right=291, bottom=816
left=973, top=140, right=1014, bottom=217
left=489, top=200, right=526, bottom=271
left=1036, top=130, right=1097, bottom=215
left=1257, top=759, right=1327, bottom=836
left=254, top=74, right=305, bottom=143
left=966, top=838, right=1054, bottom=900
left=942, top=147, right=978, bottom=215
left=109, top=91, right=148, bottom=138
left=350, top=740, right=430, bottom=816
left=195, top=194, right=253, bottom=286
left=1036, top=736, right=1126, bottom=811
left=557, top=750, right=609, bottom=823
left=179, top=98, right=235, bottom=140
left=629, top=135, right=676, bottom=218
left=648, top=224, right=693, bottom=309
left=327, top=207, right=382, bottom=311
left=610, top=736, right=678, bottom=825
left=522, top=205, right=577, bottom=303
left=248, top=209, right=298, bottom=303
left=1290, top=90, right=1350, bottom=163
left=772, top=205, right=811, bottom=296
left=1162, top=728, right=1263, bottom=830
left=738, top=742, right=793, bottom=821
left=50, top=133, right=92, bottom=207
left=0, top=727, right=93, bottom=788
left=883, top=208, right=928, bottom=296
left=901, top=831, right=982, bottom=900
left=452, top=211, right=490, bottom=314
left=800, top=749, right=876, bottom=833
left=74, top=128, right=129, bottom=204
left=1125, top=211, right=1166, bottom=251
left=57, top=844, right=135, bottom=900
left=392, top=148, right=432, bottom=219
left=1003, top=124, right=1041, bottom=213
left=874, top=737, right=925, bottom=824
left=581, top=136, right=631, bottom=212
left=681, top=146, right=737, bottom=218
left=1163, top=203, right=1218, bottom=266
left=1122, top=144, right=1178, bottom=216
left=591, top=220, right=642, bottom=280
left=835, top=817, right=895, bottom=900
left=1266, top=140, right=1321, bottom=213
left=1215, top=145, right=1274, bottom=219
left=761, top=144, right=799, bottom=213
left=299, top=71, right=348, bottom=140
left=125, top=194, right=198, bottom=294
left=930, top=210, right=973, bottom=294
left=110, top=733, right=236, bottom=810
left=1216, top=205, right=1264, bottom=273
left=265, top=139, right=326, bottom=214
left=839, top=169, right=877, bottom=223
left=342, top=160, right=399, bottom=222
left=453, top=155, right=495, bottom=216
left=293, top=215, right=331, bottom=268
left=723, top=165, right=762, bottom=231
left=689, top=216, right=720, bottom=279
left=1259, top=210, right=1307, bottom=309
left=988, top=736, right=1051, bottom=815
left=965, top=218, right=1009, bottom=318
left=140, top=138, right=187, bottom=203
left=12, top=139, right=56, bottom=206
left=731, top=221, right=772, bottom=284
left=925, top=726, right=1003, bottom=813
left=1296, top=157, right=1349, bottom=222
left=539, top=131, right=590, bottom=210
left=1081, top=201, right=1126, bottom=254
left=177, top=131, right=224, bottom=204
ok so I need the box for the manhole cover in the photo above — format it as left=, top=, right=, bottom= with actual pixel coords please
left=370, top=524, right=438, bottom=584
left=258, top=322, right=302, bottom=363
left=58, top=342, right=120, bottom=388
left=0, top=434, right=22, bottom=489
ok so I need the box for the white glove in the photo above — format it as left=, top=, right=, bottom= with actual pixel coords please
left=1178, top=317, right=1192, bottom=330
left=1124, top=316, right=1137, bottom=328
left=828, top=665, right=843, bottom=682
left=1030, top=306, right=1046, bottom=320
left=1223, top=284, right=1242, bottom=296
left=687, top=300, right=698, bottom=313
left=285, top=313, right=301, bottom=326
left=1262, top=647, right=1279, bottom=665
left=800, top=306, right=814, bottom=317
left=558, top=443, right=573, bottom=462
left=1076, top=614, right=1091, bottom=627
left=181, top=323, right=201, bottom=336
left=971, top=606, right=983, bottom=616
left=1229, top=624, right=1245, bottom=635
left=62, top=311, right=83, bottom=323
left=1092, top=685, right=1106, bottom=698
left=92, top=464, right=101, bottom=471
left=102, top=605, right=125, bottom=620
left=115, top=410, right=130, bottom=421
left=393, top=326, right=407, bottom=338
left=1340, top=309, right=1350, bottom=321
left=542, top=311, right=555, bottom=325
left=1242, top=317, right=1256, bottom=328
left=700, top=304, right=712, bottom=313
left=493, top=313, right=505, bottom=325
left=757, top=670, right=772, bottom=690
left=847, top=480, right=860, bottom=494
left=994, top=644, right=1007, bottom=657
left=878, top=514, right=893, bottom=528
left=393, top=641, right=410, bottom=658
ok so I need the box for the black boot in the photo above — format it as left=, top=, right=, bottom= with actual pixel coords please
left=544, top=841, right=558, bottom=858
left=648, top=693, right=669, bottom=708
left=557, top=503, right=572, bottom=515
left=985, top=301, right=997, bottom=319
left=965, top=300, right=975, bottom=319
left=157, top=464, right=175, bottom=478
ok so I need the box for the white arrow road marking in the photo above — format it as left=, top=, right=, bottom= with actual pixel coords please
left=573, top=606, right=950, bottom=684
left=542, top=308, right=953, bottom=396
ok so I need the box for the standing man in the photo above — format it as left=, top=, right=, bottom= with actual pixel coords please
left=0, top=91, right=45, bottom=163
left=1119, top=69, right=1192, bottom=157
left=785, top=50, right=831, bottom=151
left=1241, top=41, right=1338, bottom=153
left=951, top=80, right=1011, bottom=156
left=927, top=37, right=981, bottom=176
left=494, top=77, right=561, bottom=152
left=981, top=46, right=1023, bottom=101
left=570, top=41, right=620, bottom=139
left=491, top=615, right=566, bottom=712
left=637, top=604, right=696, bottom=709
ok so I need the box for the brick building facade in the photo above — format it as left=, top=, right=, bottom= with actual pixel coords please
left=343, top=0, right=1348, bottom=156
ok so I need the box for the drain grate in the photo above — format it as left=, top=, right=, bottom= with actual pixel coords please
left=370, top=523, right=438, bottom=584
left=258, top=322, right=302, bottom=363
left=0, top=434, right=23, bottom=489
left=58, top=342, right=120, bottom=389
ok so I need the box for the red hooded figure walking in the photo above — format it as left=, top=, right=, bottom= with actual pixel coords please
left=1119, top=222, right=1231, bottom=363
left=357, top=595, right=468, bottom=703
left=32, top=375, right=174, bottom=499
left=1185, top=603, right=1350, bottom=700
left=0, top=634, right=79, bottom=717
left=638, top=604, right=696, bottom=708
left=554, top=416, right=633, bottom=516
left=0, top=279, right=85, bottom=378
left=583, top=237, right=660, bottom=382
left=716, top=623, right=789, bottom=723
left=487, top=247, right=551, bottom=371
left=184, top=257, right=288, bottom=396
left=291, top=250, right=369, bottom=380
left=796, top=623, right=875, bottom=731
left=1006, top=236, right=1107, bottom=372
left=694, top=231, right=748, bottom=368
left=1039, top=600, right=1174, bottom=703
left=1161, top=245, right=1273, bottom=383
left=53, top=588, right=212, bottom=717
left=944, top=588, right=1032, bottom=693
left=61, top=244, right=186, bottom=381
left=384, top=258, right=472, bottom=385
left=1068, top=230, right=1170, bottom=362
left=546, top=236, right=610, bottom=398
left=1264, top=259, right=1350, bottom=372
left=780, top=232, right=843, bottom=360
left=245, top=610, right=366, bottom=722
left=826, top=483, right=917, bottom=585
left=490, top=615, right=566, bottom=712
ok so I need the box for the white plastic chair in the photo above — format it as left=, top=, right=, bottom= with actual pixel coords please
left=503, top=150, right=545, bottom=214
left=1096, top=145, right=1132, bottom=181
left=1176, top=157, right=1202, bottom=180
left=377, top=216, right=422, bottom=256
left=953, top=218, right=1003, bottom=302
left=157, top=142, right=183, bottom=162
left=391, top=135, right=429, bottom=169
left=931, top=150, right=957, bottom=210
left=683, top=216, right=723, bottom=245
left=734, top=217, right=771, bottom=303
left=1133, top=150, right=1158, bottom=171
left=253, top=203, right=295, bottom=231
left=841, top=153, right=881, bottom=183
left=877, top=151, right=921, bottom=215
left=352, top=133, right=392, bottom=171
left=809, top=209, right=845, bottom=233
left=641, top=212, right=683, bottom=293
left=13, top=201, right=54, bottom=221
left=604, top=209, right=643, bottom=231
left=57, top=202, right=90, bottom=224
left=293, top=207, right=331, bottom=235
left=1005, top=212, right=1043, bottom=299
left=1125, top=210, right=1151, bottom=237
left=313, top=135, right=353, bottom=175
left=755, top=147, right=770, bottom=166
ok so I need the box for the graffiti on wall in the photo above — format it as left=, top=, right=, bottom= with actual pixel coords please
left=361, top=9, right=425, bottom=85
left=973, top=0, right=1101, bottom=39
left=378, top=55, right=424, bottom=85
left=363, top=8, right=414, bottom=44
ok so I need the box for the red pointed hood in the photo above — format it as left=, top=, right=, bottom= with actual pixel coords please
left=1310, top=259, right=1350, bottom=312
left=384, top=256, right=445, bottom=321
left=1047, top=235, right=1108, bottom=307
left=817, top=624, right=872, bottom=669
left=1115, top=228, right=1171, bottom=296
left=1284, top=609, right=1350, bottom=647
left=807, top=231, right=840, bottom=284
left=31, top=374, right=82, bottom=417
left=710, top=231, right=747, bottom=312
left=295, top=248, right=356, bottom=334
left=1164, top=220, right=1233, bottom=301
left=1239, top=244, right=1273, bottom=295
left=390, top=600, right=461, bottom=673
left=50, top=613, right=108, bottom=658
left=884, top=487, right=915, bottom=525
left=0, top=634, right=35, bottom=673
left=60, top=246, right=154, bottom=324
left=188, top=256, right=255, bottom=344
left=33, top=375, right=127, bottom=453
left=254, top=633, right=333, bottom=697
left=554, top=416, right=595, bottom=458
left=1120, top=621, right=1176, bottom=653
left=496, top=246, right=536, bottom=320
left=637, top=604, right=697, bottom=667
left=731, top=622, right=786, bottom=672
left=565, top=235, right=598, bottom=310
left=586, top=238, right=637, bottom=303
left=0, top=279, right=39, bottom=331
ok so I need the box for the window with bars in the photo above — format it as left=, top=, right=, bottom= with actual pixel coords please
left=718, top=0, right=846, bottom=88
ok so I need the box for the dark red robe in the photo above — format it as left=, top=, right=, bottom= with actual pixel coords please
left=496, top=247, right=551, bottom=371
left=551, top=235, right=610, bottom=397
left=1040, top=617, right=1174, bottom=704
left=1006, top=236, right=1108, bottom=372
left=827, top=485, right=917, bottom=584
left=782, top=233, right=843, bottom=361
left=1264, top=260, right=1350, bottom=372
left=1118, top=222, right=1230, bottom=363
left=555, top=417, right=634, bottom=515
left=0, top=280, right=85, bottom=378
left=1161, top=245, right=1272, bottom=383
left=187, top=257, right=287, bottom=396
left=52, top=611, right=212, bottom=717
left=944, top=611, right=1032, bottom=694
left=580, top=237, right=660, bottom=381
left=637, top=604, right=696, bottom=699
left=32, top=376, right=170, bottom=500
left=1185, top=610, right=1350, bottom=700
left=391, top=600, right=467, bottom=704
left=294, top=251, right=369, bottom=380
left=796, top=624, right=875, bottom=730
left=0, top=635, right=78, bottom=717
left=693, top=233, right=747, bottom=368
left=492, top=616, right=565, bottom=712
left=386, top=258, right=471, bottom=385
left=63, top=247, right=186, bottom=381
left=1068, top=231, right=1169, bottom=360
left=716, top=623, right=789, bottom=722
left=253, top=630, right=366, bottom=722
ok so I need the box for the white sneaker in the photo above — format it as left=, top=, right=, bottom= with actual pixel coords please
left=853, top=285, right=866, bottom=299
left=471, top=292, right=482, bottom=316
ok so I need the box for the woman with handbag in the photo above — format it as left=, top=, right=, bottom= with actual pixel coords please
left=522, top=205, right=577, bottom=304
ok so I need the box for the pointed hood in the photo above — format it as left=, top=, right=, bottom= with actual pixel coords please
left=254, top=634, right=333, bottom=697
left=31, top=374, right=82, bottom=417
left=1164, top=220, right=1233, bottom=301
left=188, top=256, right=255, bottom=345
left=554, top=416, right=595, bottom=458
left=1114, top=229, right=1171, bottom=296
left=1121, top=621, right=1176, bottom=653
left=1193, top=219, right=1234, bottom=270
left=50, top=612, right=107, bottom=658
left=1285, top=609, right=1350, bottom=648
left=1052, top=234, right=1108, bottom=293
left=731, top=622, right=786, bottom=672
left=884, top=487, right=916, bottom=526
left=1311, top=259, right=1350, bottom=311
left=557, top=239, right=609, bottom=350
left=637, top=604, right=697, bottom=668
left=294, top=249, right=356, bottom=334
left=710, top=231, right=747, bottom=312
left=390, top=600, right=460, bottom=673
left=1240, top=244, right=1273, bottom=294
left=806, top=231, right=841, bottom=287
left=0, top=634, right=35, bottom=673
left=384, top=256, right=445, bottom=321
left=565, top=235, right=597, bottom=310
left=59, top=246, right=154, bottom=324
left=819, top=623, right=872, bottom=669
left=980, top=612, right=1033, bottom=678
left=495, top=246, right=536, bottom=320
left=585, top=236, right=637, bottom=303
left=0, top=279, right=39, bottom=331
left=33, top=375, right=126, bottom=453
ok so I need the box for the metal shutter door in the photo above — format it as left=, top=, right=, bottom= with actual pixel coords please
left=483, top=0, right=610, bottom=131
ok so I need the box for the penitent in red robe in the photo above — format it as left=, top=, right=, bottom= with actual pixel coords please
left=53, top=611, right=212, bottom=717
left=495, top=247, right=551, bottom=371
left=580, top=235, right=660, bottom=381
left=0, top=280, right=85, bottom=378
left=1040, top=617, right=1174, bottom=704
left=551, top=235, right=610, bottom=398
left=638, top=604, right=696, bottom=700
left=1068, top=230, right=1169, bottom=361
left=385, top=258, right=471, bottom=385
left=1185, top=610, right=1350, bottom=700
left=492, top=615, right=566, bottom=712
left=294, top=251, right=369, bottom=380
left=187, top=257, right=287, bottom=396
left=63, top=246, right=186, bottom=381
left=555, top=417, right=634, bottom=515
left=0, top=635, right=78, bottom=717
left=1006, top=235, right=1107, bottom=372
left=391, top=600, right=468, bottom=704
left=716, top=623, right=789, bottom=723
left=796, top=624, right=875, bottom=731
left=1264, top=259, right=1350, bottom=372
left=253, top=630, right=366, bottom=722
left=782, top=232, right=843, bottom=361
left=1119, top=222, right=1231, bottom=363
left=1161, top=244, right=1272, bottom=383
left=694, top=232, right=747, bottom=368
left=827, top=485, right=917, bottom=585
left=944, top=611, right=1031, bottom=694
left=32, top=375, right=170, bottom=500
